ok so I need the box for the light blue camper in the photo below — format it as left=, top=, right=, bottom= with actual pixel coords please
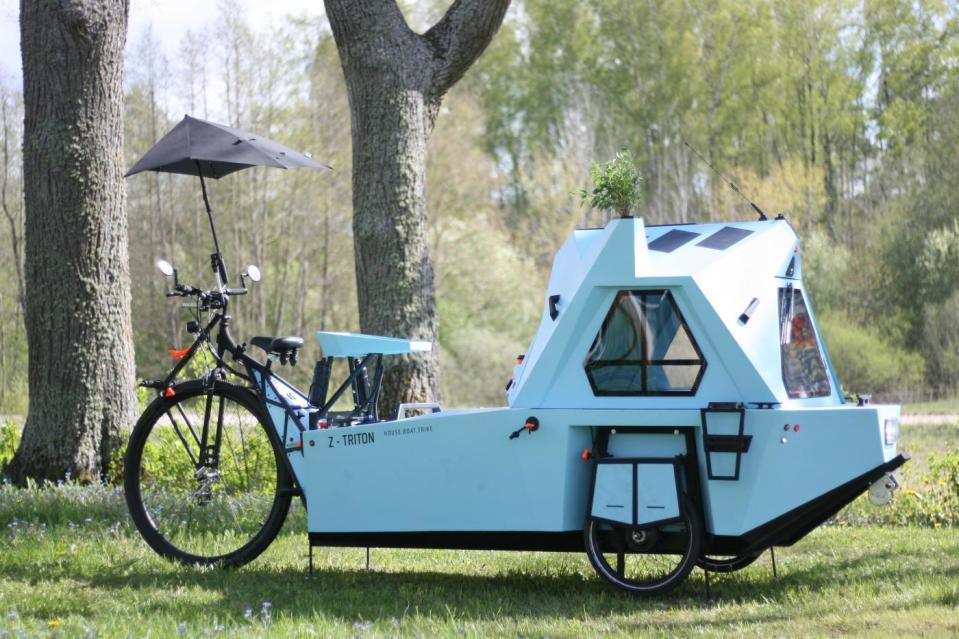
left=125, top=215, right=907, bottom=595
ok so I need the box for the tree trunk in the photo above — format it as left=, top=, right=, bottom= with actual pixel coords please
left=8, top=0, right=136, bottom=483
left=324, top=0, right=510, bottom=416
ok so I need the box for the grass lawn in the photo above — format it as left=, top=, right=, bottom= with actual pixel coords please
left=902, top=397, right=959, bottom=415
left=0, top=422, right=956, bottom=637
left=0, top=516, right=957, bottom=638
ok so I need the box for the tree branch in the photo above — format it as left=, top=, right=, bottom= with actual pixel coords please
left=425, top=0, right=512, bottom=99
left=323, top=0, right=415, bottom=73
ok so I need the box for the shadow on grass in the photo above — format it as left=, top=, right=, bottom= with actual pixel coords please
left=2, top=538, right=956, bottom=624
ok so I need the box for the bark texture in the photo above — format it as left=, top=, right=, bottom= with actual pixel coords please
left=8, top=0, right=136, bottom=483
left=324, top=0, right=511, bottom=415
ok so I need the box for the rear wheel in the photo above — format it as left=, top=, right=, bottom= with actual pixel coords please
left=124, top=381, right=292, bottom=566
left=584, top=496, right=703, bottom=595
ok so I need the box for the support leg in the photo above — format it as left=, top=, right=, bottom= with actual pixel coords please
left=366, top=547, right=371, bottom=571
left=704, top=568, right=712, bottom=602
left=308, top=543, right=314, bottom=579
left=770, top=546, right=778, bottom=579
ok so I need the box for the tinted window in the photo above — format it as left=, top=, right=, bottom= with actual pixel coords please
left=779, top=287, right=831, bottom=398
left=585, top=290, right=705, bottom=395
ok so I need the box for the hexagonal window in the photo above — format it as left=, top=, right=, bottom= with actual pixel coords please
left=584, top=290, right=706, bottom=396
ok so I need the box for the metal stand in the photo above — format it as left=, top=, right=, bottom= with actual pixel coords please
left=704, top=568, right=712, bottom=602
left=308, top=543, right=314, bottom=578
left=770, top=547, right=778, bottom=579
left=366, top=547, right=371, bottom=571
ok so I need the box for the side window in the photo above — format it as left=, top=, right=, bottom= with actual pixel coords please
left=584, top=290, right=706, bottom=396
left=779, top=287, right=831, bottom=398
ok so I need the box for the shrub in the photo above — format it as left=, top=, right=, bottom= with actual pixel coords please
left=842, top=449, right=959, bottom=527
left=0, top=418, right=21, bottom=472
left=921, top=291, right=959, bottom=393
left=818, top=312, right=924, bottom=397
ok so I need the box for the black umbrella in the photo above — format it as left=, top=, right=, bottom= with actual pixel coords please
left=126, top=115, right=331, bottom=283
left=126, top=114, right=331, bottom=178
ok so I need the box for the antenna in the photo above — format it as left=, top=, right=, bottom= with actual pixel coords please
left=682, top=138, right=769, bottom=221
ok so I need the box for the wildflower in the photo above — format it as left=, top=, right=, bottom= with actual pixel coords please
left=243, top=609, right=253, bottom=620
left=47, top=620, right=61, bottom=628
left=177, top=622, right=186, bottom=634
left=6, top=611, right=17, bottom=621
left=352, top=622, right=370, bottom=631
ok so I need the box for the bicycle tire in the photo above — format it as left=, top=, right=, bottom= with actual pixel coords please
left=124, top=380, right=293, bottom=566
left=584, top=496, right=703, bottom=595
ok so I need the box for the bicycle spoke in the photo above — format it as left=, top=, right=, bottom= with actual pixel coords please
left=173, top=402, right=202, bottom=449
left=165, top=410, right=199, bottom=466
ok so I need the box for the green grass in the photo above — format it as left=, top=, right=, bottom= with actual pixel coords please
left=0, top=422, right=956, bottom=637
left=0, top=517, right=957, bottom=638
left=903, top=397, right=959, bottom=415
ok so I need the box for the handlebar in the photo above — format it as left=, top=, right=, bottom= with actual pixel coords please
left=166, top=284, right=201, bottom=297
left=166, top=285, right=247, bottom=297
left=164, top=284, right=246, bottom=310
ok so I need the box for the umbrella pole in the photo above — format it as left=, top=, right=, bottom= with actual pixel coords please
left=196, top=161, right=228, bottom=286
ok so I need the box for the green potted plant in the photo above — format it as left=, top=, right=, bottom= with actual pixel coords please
left=576, top=149, right=643, bottom=218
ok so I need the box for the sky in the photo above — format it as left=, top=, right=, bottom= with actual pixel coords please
left=0, top=0, right=324, bottom=91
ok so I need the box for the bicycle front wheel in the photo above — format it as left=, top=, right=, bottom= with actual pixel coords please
left=124, top=380, right=292, bottom=566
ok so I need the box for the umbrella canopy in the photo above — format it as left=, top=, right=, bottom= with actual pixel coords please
left=125, top=114, right=331, bottom=179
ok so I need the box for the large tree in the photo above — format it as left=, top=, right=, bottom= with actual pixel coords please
left=8, top=0, right=136, bottom=482
left=323, top=0, right=511, bottom=414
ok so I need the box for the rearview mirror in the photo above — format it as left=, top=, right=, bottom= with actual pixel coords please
left=157, top=260, right=175, bottom=277
left=244, top=265, right=261, bottom=282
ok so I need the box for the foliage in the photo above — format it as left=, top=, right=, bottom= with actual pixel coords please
left=576, top=150, right=643, bottom=219
left=920, top=291, right=959, bottom=394
left=890, top=450, right=959, bottom=528
left=844, top=452, right=959, bottom=528
left=839, top=421, right=959, bottom=527
left=0, top=418, right=20, bottom=472
left=818, top=312, right=925, bottom=398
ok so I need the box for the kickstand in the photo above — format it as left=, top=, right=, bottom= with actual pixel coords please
left=308, top=542, right=314, bottom=579
left=770, top=546, right=778, bottom=579
left=366, top=546, right=371, bottom=571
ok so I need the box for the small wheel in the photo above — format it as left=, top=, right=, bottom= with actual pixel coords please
left=696, top=551, right=763, bottom=573
left=584, top=496, right=703, bottom=595
left=124, top=380, right=292, bottom=566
